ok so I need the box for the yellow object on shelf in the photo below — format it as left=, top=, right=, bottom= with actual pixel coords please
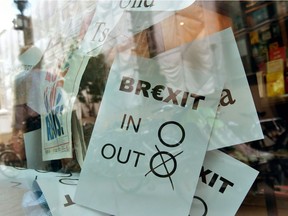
left=266, top=59, right=285, bottom=97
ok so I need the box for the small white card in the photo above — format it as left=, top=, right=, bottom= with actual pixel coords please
left=24, top=129, right=50, bottom=170
left=190, top=150, right=258, bottom=216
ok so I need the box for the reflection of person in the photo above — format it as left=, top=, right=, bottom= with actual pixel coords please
left=11, top=46, right=43, bottom=160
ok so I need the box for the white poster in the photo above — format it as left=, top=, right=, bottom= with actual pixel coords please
left=154, top=28, right=263, bottom=151
left=207, top=29, right=264, bottom=150
left=74, top=53, right=224, bottom=216
left=41, top=52, right=90, bottom=160
left=190, top=150, right=259, bottom=216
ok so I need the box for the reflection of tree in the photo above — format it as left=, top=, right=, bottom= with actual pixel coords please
left=77, top=54, right=107, bottom=117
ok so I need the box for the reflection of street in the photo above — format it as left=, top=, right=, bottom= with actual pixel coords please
left=145, top=145, right=183, bottom=190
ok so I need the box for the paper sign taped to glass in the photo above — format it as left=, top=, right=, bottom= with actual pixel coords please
left=40, top=52, right=90, bottom=161
left=36, top=173, right=109, bottom=216
left=189, top=150, right=258, bottom=216
left=207, top=28, right=263, bottom=150
left=74, top=50, right=224, bottom=215
left=154, top=28, right=263, bottom=151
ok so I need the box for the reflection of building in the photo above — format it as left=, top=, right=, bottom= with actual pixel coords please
left=0, top=28, right=23, bottom=141
left=0, top=28, right=24, bottom=109
left=0, top=1, right=28, bottom=140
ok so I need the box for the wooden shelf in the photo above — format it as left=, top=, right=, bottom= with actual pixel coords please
left=244, top=2, right=273, bottom=14
left=247, top=18, right=278, bottom=32
left=260, top=94, right=288, bottom=106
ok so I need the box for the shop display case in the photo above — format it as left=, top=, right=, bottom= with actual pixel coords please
left=0, top=1, right=287, bottom=215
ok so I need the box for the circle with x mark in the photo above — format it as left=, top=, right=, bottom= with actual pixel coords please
left=145, top=145, right=183, bottom=190
left=149, top=150, right=177, bottom=178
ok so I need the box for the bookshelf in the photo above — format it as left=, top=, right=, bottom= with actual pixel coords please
left=230, top=1, right=288, bottom=100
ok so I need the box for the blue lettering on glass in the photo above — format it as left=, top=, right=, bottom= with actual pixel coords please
left=45, top=112, right=64, bottom=141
